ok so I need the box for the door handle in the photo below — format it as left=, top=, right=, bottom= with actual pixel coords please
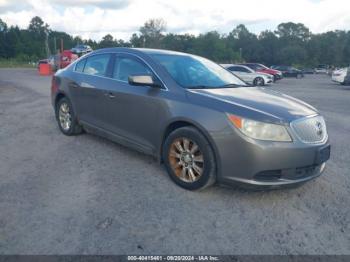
left=70, top=82, right=79, bottom=88
left=105, top=92, right=116, bottom=98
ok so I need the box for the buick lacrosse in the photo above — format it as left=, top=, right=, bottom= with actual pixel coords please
left=51, top=48, right=330, bottom=190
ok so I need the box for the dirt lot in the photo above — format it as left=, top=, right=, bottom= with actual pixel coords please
left=0, top=69, right=349, bottom=255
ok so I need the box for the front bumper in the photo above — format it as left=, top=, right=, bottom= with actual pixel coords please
left=265, top=78, right=273, bottom=84
left=212, top=126, right=330, bottom=188
left=273, top=74, right=283, bottom=81
left=331, top=74, right=345, bottom=83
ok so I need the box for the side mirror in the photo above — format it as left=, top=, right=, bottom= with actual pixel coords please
left=128, top=75, right=161, bottom=88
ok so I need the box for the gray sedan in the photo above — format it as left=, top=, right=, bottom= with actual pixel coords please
left=51, top=48, right=330, bottom=190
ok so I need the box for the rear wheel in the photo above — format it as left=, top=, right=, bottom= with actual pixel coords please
left=253, top=77, right=265, bottom=86
left=163, top=127, right=216, bottom=190
left=56, top=97, right=83, bottom=136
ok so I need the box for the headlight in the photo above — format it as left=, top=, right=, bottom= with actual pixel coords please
left=227, top=114, right=292, bottom=142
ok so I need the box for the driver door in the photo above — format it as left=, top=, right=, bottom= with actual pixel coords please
left=102, top=54, right=164, bottom=153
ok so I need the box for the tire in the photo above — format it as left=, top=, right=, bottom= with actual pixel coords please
left=162, top=126, right=216, bottom=190
left=253, top=77, right=265, bottom=86
left=55, top=97, right=83, bottom=136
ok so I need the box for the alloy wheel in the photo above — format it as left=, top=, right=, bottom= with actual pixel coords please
left=58, top=102, right=72, bottom=131
left=168, top=137, right=204, bottom=183
left=256, top=77, right=264, bottom=86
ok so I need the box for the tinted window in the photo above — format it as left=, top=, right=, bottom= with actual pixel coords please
left=75, top=59, right=86, bottom=72
left=152, top=54, right=246, bottom=88
left=113, top=56, right=153, bottom=82
left=245, top=64, right=257, bottom=70
left=230, top=66, right=249, bottom=73
left=83, top=54, right=110, bottom=76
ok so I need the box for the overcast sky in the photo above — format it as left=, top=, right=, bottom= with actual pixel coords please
left=0, top=0, right=349, bottom=40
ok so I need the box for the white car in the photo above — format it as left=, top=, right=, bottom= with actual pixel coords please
left=314, top=64, right=328, bottom=74
left=332, top=67, right=350, bottom=85
left=222, top=64, right=273, bottom=86
left=71, top=45, right=93, bottom=55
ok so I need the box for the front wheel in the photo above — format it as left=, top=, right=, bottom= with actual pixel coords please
left=162, top=127, right=216, bottom=190
left=56, top=97, right=83, bottom=136
left=253, top=77, right=265, bottom=86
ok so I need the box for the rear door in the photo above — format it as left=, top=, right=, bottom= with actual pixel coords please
left=70, top=53, right=113, bottom=127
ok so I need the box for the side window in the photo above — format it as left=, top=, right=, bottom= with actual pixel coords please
left=113, top=56, right=153, bottom=82
left=230, top=66, right=245, bottom=72
left=83, top=54, right=110, bottom=76
left=240, top=67, right=250, bottom=73
left=75, top=59, right=86, bottom=72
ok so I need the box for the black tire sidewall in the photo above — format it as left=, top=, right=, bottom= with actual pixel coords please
left=254, top=77, right=264, bottom=86
left=162, top=127, right=216, bottom=190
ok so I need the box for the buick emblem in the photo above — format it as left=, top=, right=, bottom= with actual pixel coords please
left=315, top=121, right=323, bottom=137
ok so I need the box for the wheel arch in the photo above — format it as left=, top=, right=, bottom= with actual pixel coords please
left=54, top=92, right=66, bottom=106
left=53, top=92, right=77, bottom=120
left=54, top=92, right=67, bottom=118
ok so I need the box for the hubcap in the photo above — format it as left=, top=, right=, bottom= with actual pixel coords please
left=168, top=138, right=204, bottom=183
left=58, top=102, right=72, bottom=131
left=256, top=78, right=263, bottom=86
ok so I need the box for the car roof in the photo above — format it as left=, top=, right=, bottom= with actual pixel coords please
left=93, top=47, right=192, bottom=57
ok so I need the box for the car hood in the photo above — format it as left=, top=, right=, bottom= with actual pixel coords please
left=257, top=72, right=273, bottom=78
left=260, top=68, right=282, bottom=75
left=188, top=87, right=318, bottom=123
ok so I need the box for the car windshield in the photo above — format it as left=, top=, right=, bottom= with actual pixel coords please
left=257, top=64, right=268, bottom=69
left=245, top=64, right=263, bottom=70
left=151, top=54, right=247, bottom=89
left=241, top=66, right=254, bottom=73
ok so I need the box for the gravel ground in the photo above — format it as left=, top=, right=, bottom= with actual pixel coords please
left=0, top=69, right=349, bottom=255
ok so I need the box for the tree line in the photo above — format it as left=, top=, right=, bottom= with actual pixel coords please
left=0, top=16, right=350, bottom=67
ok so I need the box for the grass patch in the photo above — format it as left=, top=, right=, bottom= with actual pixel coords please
left=0, top=59, right=36, bottom=68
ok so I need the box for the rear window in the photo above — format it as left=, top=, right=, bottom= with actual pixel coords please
left=83, top=54, right=110, bottom=76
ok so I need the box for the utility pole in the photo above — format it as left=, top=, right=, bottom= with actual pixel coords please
left=60, top=38, right=63, bottom=53
left=45, top=30, right=50, bottom=58
left=53, top=36, right=57, bottom=54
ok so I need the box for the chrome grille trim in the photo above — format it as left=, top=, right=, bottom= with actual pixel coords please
left=290, top=115, right=328, bottom=144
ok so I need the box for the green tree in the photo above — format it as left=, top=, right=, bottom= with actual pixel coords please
left=275, top=22, right=311, bottom=42
left=28, top=16, right=49, bottom=38
left=139, top=18, right=166, bottom=48
left=258, top=30, right=279, bottom=65
left=228, top=24, right=260, bottom=62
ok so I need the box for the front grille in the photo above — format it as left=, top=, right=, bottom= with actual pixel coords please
left=291, top=115, right=327, bottom=143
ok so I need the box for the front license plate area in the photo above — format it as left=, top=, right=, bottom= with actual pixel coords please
left=315, top=145, right=331, bottom=165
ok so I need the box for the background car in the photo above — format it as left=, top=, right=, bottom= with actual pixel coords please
left=239, top=63, right=283, bottom=81
left=315, top=64, right=328, bottom=74
left=71, top=44, right=93, bottom=55
left=222, top=64, right=273, bottom=86
left=302, top=68, right=315, bottom=74
left=60, top=50, right=79, bottom=69
left=37, top=55, right=55, bottom=69
left=271, top=65, right=304, bottom=78
left=332, top=67, right=350, bottom=85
